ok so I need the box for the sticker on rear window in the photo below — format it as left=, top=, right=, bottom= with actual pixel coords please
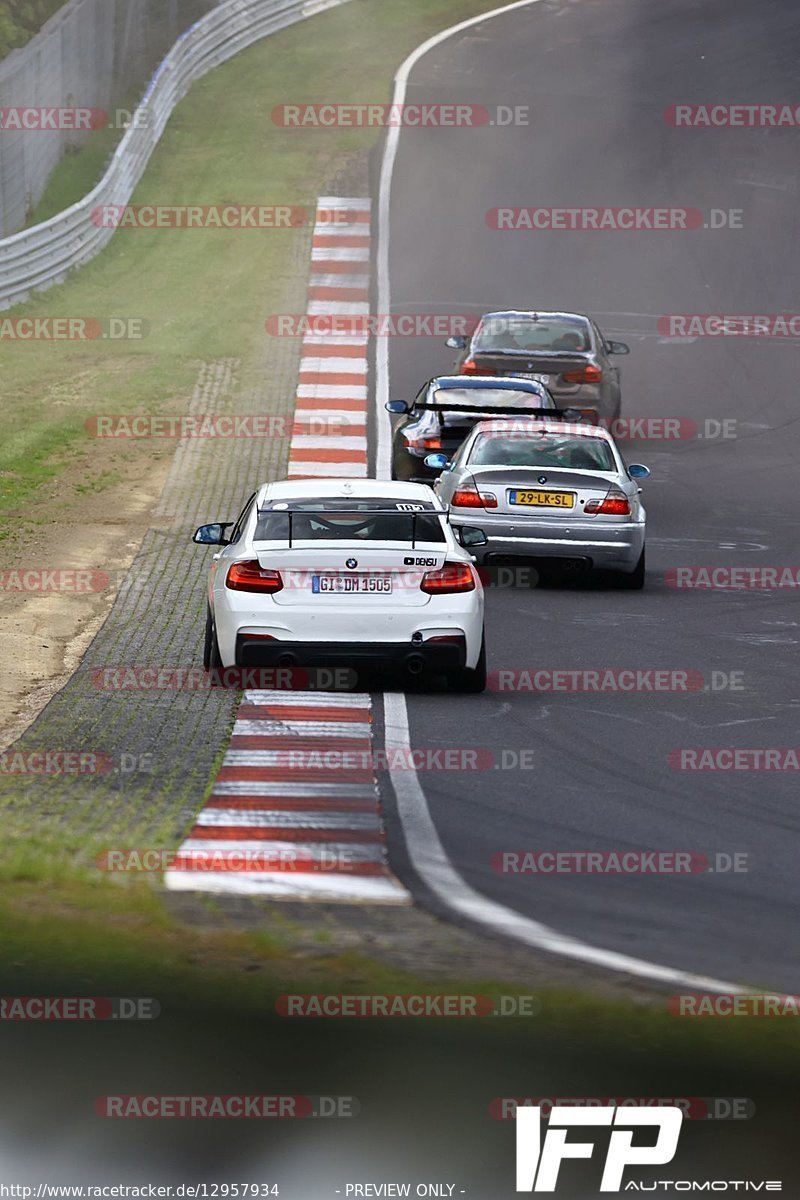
left=395, top=502, right=425, bottom=511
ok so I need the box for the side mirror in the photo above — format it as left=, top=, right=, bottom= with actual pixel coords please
left=628, top=463, right=650, bottom=479
left=193, top=522, right=232, bottom=545
left=424, top=453, right=450, bottom=470
left=606, top=341, right=630, bottom=355
left=386, top=400, right=410, bottom=414
left=459, top=526, right=488, bottom=548
left=445, top=335, right=467, bottom=350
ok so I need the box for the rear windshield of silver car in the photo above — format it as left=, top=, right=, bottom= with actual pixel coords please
left=473, top=316, right=592, bottom=354
left=255, top=499, right=446, bottom=542
left=469, top=432, right=616, bottom=471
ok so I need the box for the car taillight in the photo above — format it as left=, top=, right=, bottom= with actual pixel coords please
left=584, top=492, right=630, bottom=516
left=420, top=562, right=476, bottom=594
left=451, top=487, right=498, bottom=509
left=226, top=560, right=284, bottom=592
left=459, top=359, right=496, bottom=376
left=406, top=435, right=443, bottom=451
left=562, top=364, right=603, bottom=384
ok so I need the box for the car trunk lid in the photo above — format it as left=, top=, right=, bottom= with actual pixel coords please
left=253, top=543, right=449, bottom=606
left=465, top=467, right=618, bottom=517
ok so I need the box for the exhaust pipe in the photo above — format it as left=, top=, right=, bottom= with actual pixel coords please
left=405, top=653, right=426, bottom=676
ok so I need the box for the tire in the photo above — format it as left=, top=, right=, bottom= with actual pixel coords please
left=615, top=548, right=646, bottom=590
left=203, top=603, right=223, bottom=669
left=450, top=634, right=487, bottom=693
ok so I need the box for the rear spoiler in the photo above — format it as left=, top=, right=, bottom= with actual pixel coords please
left=412, top=403, right=589, bottom=419
left=470, top=349, right=588, bottom=359
left=255, top=507, right=441, bottom=550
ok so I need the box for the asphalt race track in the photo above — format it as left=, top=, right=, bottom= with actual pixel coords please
left=380, top=0, right=800, bottom=991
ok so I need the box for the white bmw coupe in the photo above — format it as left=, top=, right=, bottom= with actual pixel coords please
left=194, top=478, right=487, bottom=691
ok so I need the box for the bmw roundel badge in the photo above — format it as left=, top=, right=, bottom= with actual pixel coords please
left=538, top=475, right=547, bottom=484
left=345, top=558, right=358, bottom=569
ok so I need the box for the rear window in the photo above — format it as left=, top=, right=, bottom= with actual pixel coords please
left=473, top=316, right=591, bottom=354
left=469, top=432, right=615, bottom=471
left=255, top=498, right=445, bottom=543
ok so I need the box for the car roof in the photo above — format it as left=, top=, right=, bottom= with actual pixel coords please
left=475, top=310, right=592, bottom=324
left=428, top=375, right=547, bottom=393
left=470, top=419, right=613, bottom=439
left=257, top=478, right=444, bottom=506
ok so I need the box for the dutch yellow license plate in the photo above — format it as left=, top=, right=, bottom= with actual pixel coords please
left=509, top=489, right=575, bottom=508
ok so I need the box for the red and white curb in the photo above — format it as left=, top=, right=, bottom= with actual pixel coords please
left=166, top=692, right=407, bottom=901
left=289, top=196, right=370, bottom=479
left=167, top=197, right=409, bottom=902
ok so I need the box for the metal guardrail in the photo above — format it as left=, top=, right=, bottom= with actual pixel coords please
left=0, top=0, right=350, bottom=310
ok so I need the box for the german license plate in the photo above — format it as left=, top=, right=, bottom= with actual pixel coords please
left=509, top=490, right=574, bottom=508
left=509, top=372, right=551, bottom=385
left=312, top=575, right=393, bottom=594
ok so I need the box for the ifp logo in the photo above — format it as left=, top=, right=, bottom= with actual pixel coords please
left=516, top=1104, right=683, bottom=1191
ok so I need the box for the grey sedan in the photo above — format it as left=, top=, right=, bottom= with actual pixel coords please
left=427, top=419, right=649, bottom=588
left=446, top=310, right=629, bottom=425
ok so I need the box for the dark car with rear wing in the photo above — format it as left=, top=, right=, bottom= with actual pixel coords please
left=445, top=311, right=629, bottom=424
left=386, top=375, right=562, bottom=482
